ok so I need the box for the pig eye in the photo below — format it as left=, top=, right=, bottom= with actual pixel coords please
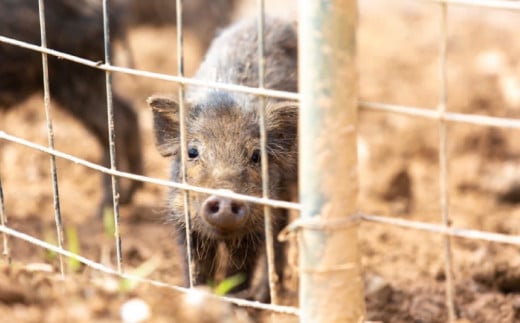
left=187, top=147, right=199, bottom=160
left=251, top=149, right=261, bottom=164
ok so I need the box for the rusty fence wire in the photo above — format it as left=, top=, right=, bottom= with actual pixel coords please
left=37, top=0, right=66, bottom=278
left=0, top=0, right=519, bottom=320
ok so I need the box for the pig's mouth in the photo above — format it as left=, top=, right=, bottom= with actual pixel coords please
left=198, top=218, right=249, bottom=240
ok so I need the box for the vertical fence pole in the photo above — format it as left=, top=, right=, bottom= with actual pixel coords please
left=298, top=1, right=365, bottom=322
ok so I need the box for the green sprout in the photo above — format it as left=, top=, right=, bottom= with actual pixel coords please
left=103, top=206, right=115, bottom=238
left=43, top=229, right=57, bottom=261
left=213, top=273, right=246, bottom=296
left=120, top=256, right=160, bottom=293
left=65, top=226, right=81, bottom=272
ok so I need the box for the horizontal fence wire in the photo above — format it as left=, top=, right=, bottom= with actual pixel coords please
left=0, top=131, right=300, bottom=211
left=360, top=101, right=520, bottom=129
left=419, top=0, right=520, bottom=10
left=360, top=213, right=520, bottom=245
left=3, top=129, right=520, bottom=247
left=2, top=35, right=520, bottom=129
left=0, top=35, right=298, bottom=101
left=3, top=32, right=520, bottom=127
left=0, top=224, right=300, bottom=316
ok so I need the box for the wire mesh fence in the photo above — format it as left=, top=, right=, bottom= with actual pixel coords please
left=1, top=0, right=520, bottom=321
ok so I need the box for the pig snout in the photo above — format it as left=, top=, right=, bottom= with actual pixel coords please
left=202, top=195, right=248, bottom=231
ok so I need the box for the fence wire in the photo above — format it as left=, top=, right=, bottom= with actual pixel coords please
left=37, top=0, right=65, bottom=278
left=437, top=4, right=456, bottom=320
left=421, top=0, right=520, bottom=10
left=255, top=0, right=280, bottom=306
left=174, top=0, right=195, bottom=290
left=102, top=0, right=123, bottom=274
left=1, top=0, right=520, bottom=320
left=0, top=224, right=299, bottom=315
left=0, top=131, right=300, bottom=211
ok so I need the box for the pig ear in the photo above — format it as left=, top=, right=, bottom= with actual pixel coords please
left=147, top=95, right=180, bottom=157
left=265, top=101, right=298, bottom=155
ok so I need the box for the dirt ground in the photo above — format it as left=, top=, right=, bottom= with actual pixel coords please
left=2, top=0, right=520, bottom=322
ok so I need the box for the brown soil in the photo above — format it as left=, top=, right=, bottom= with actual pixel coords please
left=2, top=1, right=520, bottom=322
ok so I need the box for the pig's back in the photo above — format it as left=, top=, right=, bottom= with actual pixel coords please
left=189, top=16, right=298, bottom=101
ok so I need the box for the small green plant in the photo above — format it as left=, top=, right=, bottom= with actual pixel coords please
left=119, top=256, right=160, bottom=293
left=102, top=206, right=115, bottom=238
left=43, top=225, right=82, bottom=272
left=65, top=226, right=81, bottom=272
left=213, top=273, right=246, bottom=296
left=43, top=229, right=57, bottom=261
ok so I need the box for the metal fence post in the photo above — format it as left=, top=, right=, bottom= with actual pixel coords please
left=298, top=1, right=365, bottom=322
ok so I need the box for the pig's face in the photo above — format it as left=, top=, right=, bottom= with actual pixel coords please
left=148, top=91, right=297, bottom=240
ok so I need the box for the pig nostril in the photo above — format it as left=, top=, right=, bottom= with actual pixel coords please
left=207, top=201, right=220, bottom=214
left=231, top=202, right=244, bottom=216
